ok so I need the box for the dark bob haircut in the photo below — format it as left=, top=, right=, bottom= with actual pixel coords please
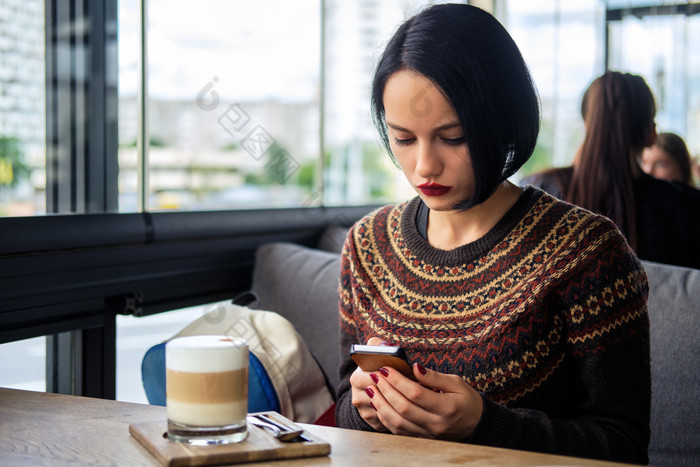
left=371, top=4, right=540, bottom=208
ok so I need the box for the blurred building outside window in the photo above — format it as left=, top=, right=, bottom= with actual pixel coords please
left=0, top=0, right=45, bottom=216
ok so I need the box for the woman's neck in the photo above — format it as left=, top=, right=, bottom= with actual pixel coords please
left=426, top=181, right=522, bottom=250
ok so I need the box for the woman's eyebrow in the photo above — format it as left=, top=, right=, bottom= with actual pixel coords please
left=386, top=121, right=462, bottom=132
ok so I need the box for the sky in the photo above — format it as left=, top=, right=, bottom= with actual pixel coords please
left=119, top=0, right=321, bottom=102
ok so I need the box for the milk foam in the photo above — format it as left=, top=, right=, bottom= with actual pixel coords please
left=166, top=335, right=247, bottom=373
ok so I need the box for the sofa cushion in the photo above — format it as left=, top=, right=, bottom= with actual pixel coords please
left=642, top=260, right=700, bottom=467
left=317, top=225, right=350, bottom=254
left=251, top=242, right=343, bottom=391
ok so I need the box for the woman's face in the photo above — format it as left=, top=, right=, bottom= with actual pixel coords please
left=641, top=145, right=684, bottom=183
left=383, top=70, right=473, bottom=211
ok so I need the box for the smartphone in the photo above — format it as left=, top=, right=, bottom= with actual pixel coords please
left=350, top=344, right=416, bottom=380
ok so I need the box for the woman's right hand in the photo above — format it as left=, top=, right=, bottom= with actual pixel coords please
left=349, top=337, right=388, bottom=431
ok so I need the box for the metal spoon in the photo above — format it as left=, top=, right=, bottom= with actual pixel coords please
left=247, top=415, right=304, bottom=442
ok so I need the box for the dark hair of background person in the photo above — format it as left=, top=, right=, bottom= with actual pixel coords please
left=566, top=71, right=656, bottom=250
left=370, top=3, right=541, bottom=209
left=653, top=132, right=693, bottom=186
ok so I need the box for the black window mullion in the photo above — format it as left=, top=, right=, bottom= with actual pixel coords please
left=46, top=0, right=117, bottom=215
left=44, top=0, right=119, bottom=399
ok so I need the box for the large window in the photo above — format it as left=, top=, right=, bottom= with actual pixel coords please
left=607, top=2, right=700, bottom=154
left=504, top=0, right=603, bottom=173
left=119, top=0, right=323, bottom=212
left=509, top=0, right=700, bottom=179
left=2, top=1, right=699, bottom=218
left=0, top=0, right=47, bottom=393
left=117, top=0, right=446, bottom=213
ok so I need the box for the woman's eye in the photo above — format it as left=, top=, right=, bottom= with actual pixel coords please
left=393, top=137, right=415, bottom=147
left=442, top=136, right=465, bottom=146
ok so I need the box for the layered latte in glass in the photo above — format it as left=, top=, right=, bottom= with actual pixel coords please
left=166, top=335, right=248, bottom=444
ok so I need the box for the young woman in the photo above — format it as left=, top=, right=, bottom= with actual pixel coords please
left=523, top=72, right=700, bottom=268
left=335, top=4, right=650, bottom=465
left=641, top=132, right=694, bottom=186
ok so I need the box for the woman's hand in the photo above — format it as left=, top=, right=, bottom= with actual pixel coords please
left=349, top=366, right=388, bottom=431
left=349, top=337, right=389, bottom=431
left=366, top=362, right=484, bottom=441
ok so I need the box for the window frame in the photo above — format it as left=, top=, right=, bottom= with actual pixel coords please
left=604, top=2, right=700, bottom=69
left=0, top=0, right=375, bottom=399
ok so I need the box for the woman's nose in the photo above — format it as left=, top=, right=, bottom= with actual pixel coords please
left=415, top=142, right=442, bottom=178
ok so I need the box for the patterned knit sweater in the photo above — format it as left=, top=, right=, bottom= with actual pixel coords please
left=335, top=187, right=651, bottom=464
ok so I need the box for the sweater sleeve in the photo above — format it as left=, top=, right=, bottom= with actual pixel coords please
left=468, top=221, right=651, bottom=464
left=334, top=225, right=385, bottom=432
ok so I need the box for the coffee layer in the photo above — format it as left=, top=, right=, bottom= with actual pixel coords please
left=167, top=368, right=247, bottom=404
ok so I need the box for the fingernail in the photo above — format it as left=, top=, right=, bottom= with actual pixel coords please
left=365, top=387, right=374, bottom=398
left=416, top=363, right=427, bottom=375
left=379, top=367, right=390, bottom=378
left=379, top=341, right=392, bottom=346
left=370, top=373, right=379, bottom=384
left=370, top=402, right=377, bottom=411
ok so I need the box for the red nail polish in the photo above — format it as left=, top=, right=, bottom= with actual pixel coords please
left=379, top=367, right=390, bottom=378
left=370, top=402, right=377, bottom=411
left=365, top=387, right=374, bottom=398
left=416, top=363, right=427, bottom=375
left=379, top=341, right=392, bottom=346
left=370, top=373, right=379, bottom=384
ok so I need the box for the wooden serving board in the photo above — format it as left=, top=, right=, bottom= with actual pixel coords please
left=129, top=412, right=330, bottom=467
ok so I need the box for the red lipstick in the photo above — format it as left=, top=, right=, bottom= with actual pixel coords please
left=417, top=183, right=451, bottom=196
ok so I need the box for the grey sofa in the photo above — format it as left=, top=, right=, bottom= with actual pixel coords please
left=250, top=236, right=700, bottom=467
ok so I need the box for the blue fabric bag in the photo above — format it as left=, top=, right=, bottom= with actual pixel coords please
left=140, top=300, right=335, bottom=424
left=141, top=341, right=280, bottom=413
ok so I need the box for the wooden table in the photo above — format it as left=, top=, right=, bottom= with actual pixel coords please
left=0, top=387, right=640, bottom=466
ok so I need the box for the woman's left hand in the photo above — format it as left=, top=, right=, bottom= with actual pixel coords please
left=365, top=363, right=484, bottom=441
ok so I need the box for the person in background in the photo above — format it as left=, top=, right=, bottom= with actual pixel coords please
left=522, top=71, right=700, bottom=269
left=336, top=4, right=650, bottom=465
left=641, top=132, right=694, bottom=186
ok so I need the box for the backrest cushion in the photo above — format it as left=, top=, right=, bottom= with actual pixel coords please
left=642, top=260, right=700, bottom=466
left=317, top=225, right=350, bottom=254
left=251, top=242, right=343, bottom=391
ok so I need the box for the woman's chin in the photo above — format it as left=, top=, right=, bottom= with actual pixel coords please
left=419, top=196, right=459, bottom=212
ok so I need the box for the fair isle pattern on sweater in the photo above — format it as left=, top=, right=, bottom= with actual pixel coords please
left=339, top=189, right=649, bottom=406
